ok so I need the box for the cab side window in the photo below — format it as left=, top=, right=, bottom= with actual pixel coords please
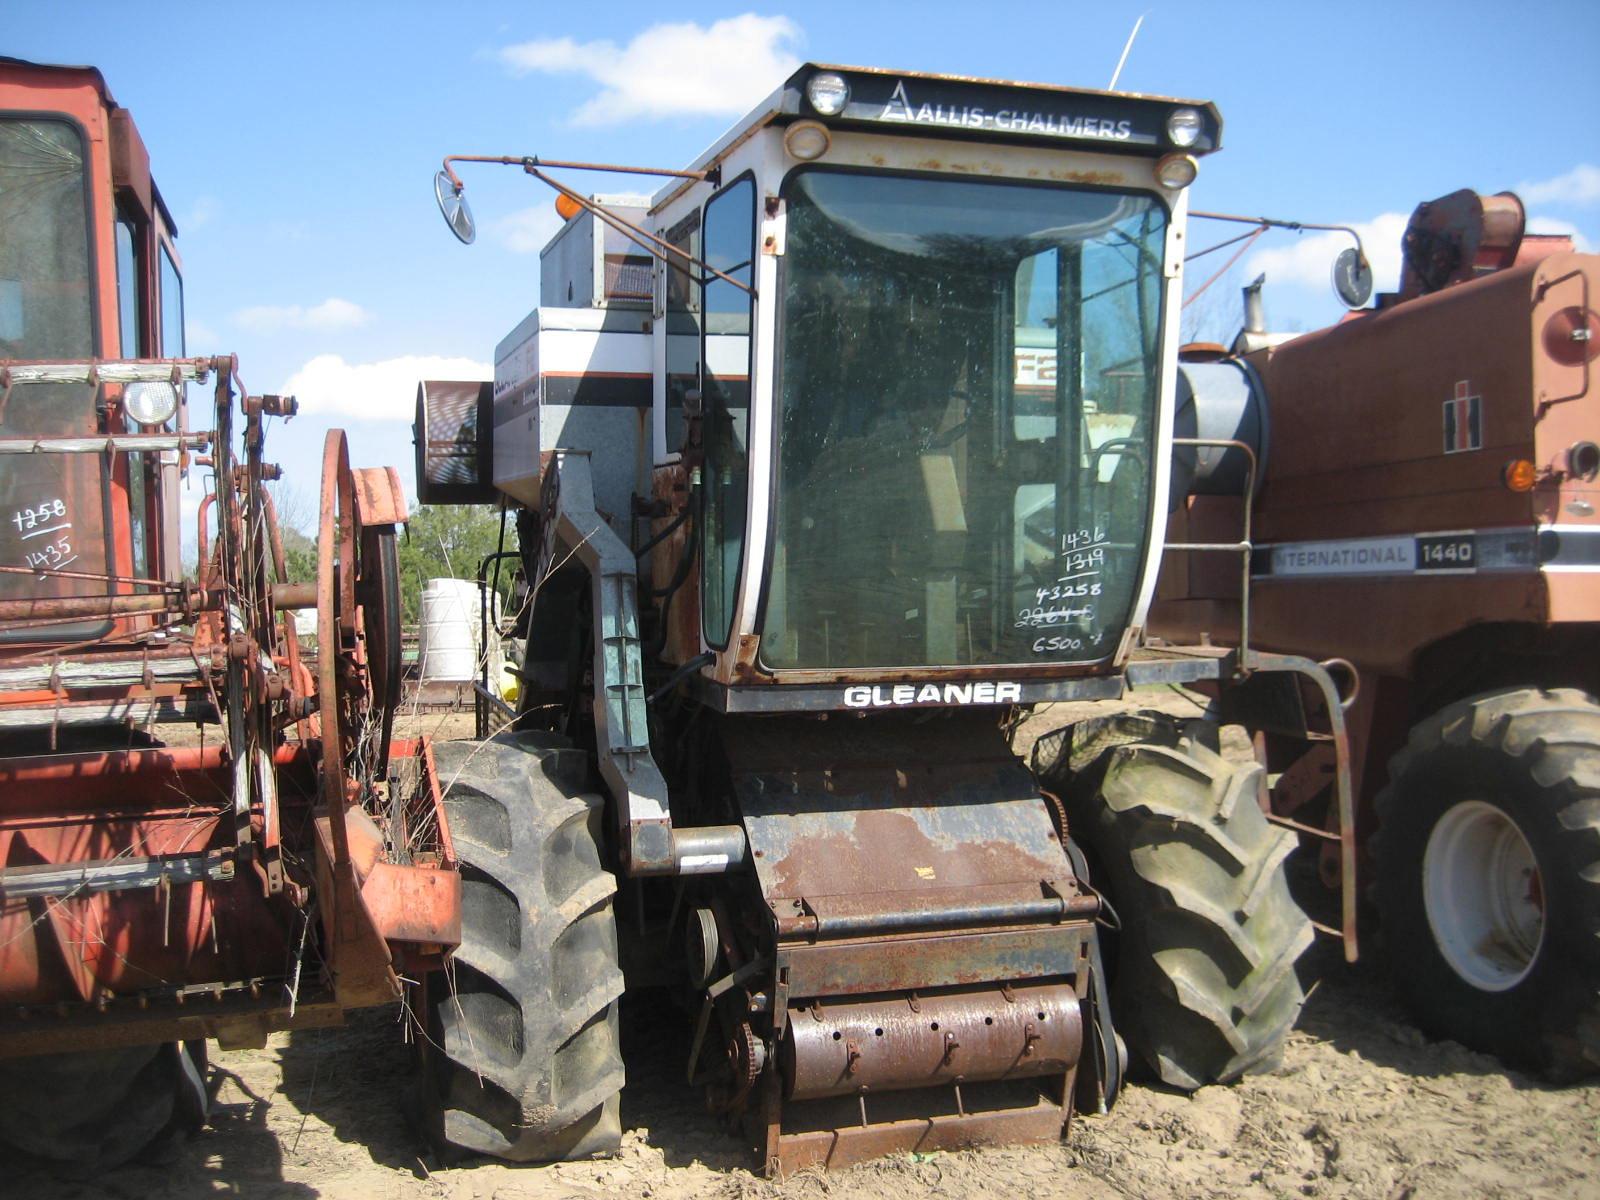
left=115, top=214, right=144, bottom=356
left=699, top=177, right=755, bottom=648
left=662, top=211, right=700, bottom=457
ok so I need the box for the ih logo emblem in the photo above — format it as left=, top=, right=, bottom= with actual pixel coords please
left=1443, top=380, right=1482, bottom=454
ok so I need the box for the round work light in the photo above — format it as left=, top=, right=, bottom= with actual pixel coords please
left=1155, top=153, right=1199, bottom=190
left=124, top=381, right=178, bottom=428
left=1167, top=107, right=1202, bottom=148
left=784, top=121, right=832, bottom=161
left=806, top=72, right=850, bottom=116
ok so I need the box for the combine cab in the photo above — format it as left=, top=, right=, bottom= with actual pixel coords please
left=0, top=59, right=459, bottom=1164
left=1154, top=189, right=1600, bottom=1080
left=417, top=64, right=1357, bottom=1173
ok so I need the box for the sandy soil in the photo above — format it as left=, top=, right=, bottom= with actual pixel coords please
left=8, top=697, right=1598, bottom=1199
left=11, top=953, right=1594, bottom=1200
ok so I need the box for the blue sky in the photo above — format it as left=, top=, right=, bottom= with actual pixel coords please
left=9, top=1, right=1599, bottom=535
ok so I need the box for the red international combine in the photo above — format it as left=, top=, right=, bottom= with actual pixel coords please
left=1153, top=189, right=1600, bottom=1081
left=0, top=58, right=461, bottom=1165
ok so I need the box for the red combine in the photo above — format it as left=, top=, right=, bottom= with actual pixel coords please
left=0, top=58, right=460, bottom=1164
left=1153, top=189, right=1599, bottom=1079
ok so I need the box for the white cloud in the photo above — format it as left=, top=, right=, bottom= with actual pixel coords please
left=283, top=354, right=490, bottom=421
left=493, top=204, right=567, bottom=254
left=1527, top=215, right=1594, bottom=253
left=185, top=319, right=221, bottom=349
left=1516, top=164, right=1600, bottom=208
left=1243, top=212, right=1410, bottom=296
left=233, top=297, right=372, bottom=333
left=498, top=14, right=802, bottom=125
left=184, top=195, right=219, bottom=231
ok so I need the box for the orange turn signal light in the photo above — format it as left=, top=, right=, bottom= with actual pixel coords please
left=555, top=193, right=583, bottom=221
left=1503, top=458, right=1538, bottom=492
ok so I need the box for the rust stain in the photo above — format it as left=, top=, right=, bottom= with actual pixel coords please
left=1047, top=169, right=1127, bottom=185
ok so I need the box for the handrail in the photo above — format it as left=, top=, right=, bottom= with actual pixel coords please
left=1160, top=436, right=1257, bottom=664
left=0, top=433, right=211, bottom=454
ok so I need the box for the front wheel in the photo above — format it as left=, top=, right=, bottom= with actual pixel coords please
left=1374, top=687, right=1600, bottom=1080
left=1058, top=712, right=1313, bottom=1090
left=415, top=732, right=626, bottom=1162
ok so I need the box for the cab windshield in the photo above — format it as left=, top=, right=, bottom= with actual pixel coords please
left=0, top=117, right=109, bottom=634
left=763, top=168, right=1167, bottom=669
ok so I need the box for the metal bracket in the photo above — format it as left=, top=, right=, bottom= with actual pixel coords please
left=536, top=452, right=746, bottom=876
left=0, top=849, right=234, bottom=899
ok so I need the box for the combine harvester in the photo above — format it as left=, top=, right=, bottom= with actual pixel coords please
left=416, top=64, right=1358, bottom=1172
left=0, top=58, right=461, bottom=1164
left=1153, top=190, right=1600, bottom=1080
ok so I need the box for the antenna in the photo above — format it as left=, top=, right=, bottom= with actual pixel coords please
left=1108, top=14, right=1145, bottom=91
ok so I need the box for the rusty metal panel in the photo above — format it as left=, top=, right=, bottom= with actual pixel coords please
left=310, top=817, right=401, bottom=1009
left=779, top=925, right=1086, bottom=999
left=772, top=1091, right=1067, bottom=1176
left=728, top=713, right=1072, bottom=918
left=351, top=465, right=409, bottom=527
left=781, top=982, right=1080, bottom=1101
left=360, top=861, right=461, bottom=948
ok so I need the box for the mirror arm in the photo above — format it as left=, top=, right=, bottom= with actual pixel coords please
left=1191, top=209, right=1369, bottom=277
left=437, top=154, right=752, bottom=296
left=524, top=165, right=756, bottom=299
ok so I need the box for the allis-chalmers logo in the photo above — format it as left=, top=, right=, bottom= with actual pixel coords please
left=879, top=79, right=1134, bottom=142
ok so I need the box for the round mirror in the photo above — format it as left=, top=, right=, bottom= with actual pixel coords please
left=434, top=170, right=476, bottom=244
left=1332, top=246, right=1373, bottom=309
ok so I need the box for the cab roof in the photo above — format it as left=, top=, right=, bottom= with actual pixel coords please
left=655, top=61, right=1221, bottom=208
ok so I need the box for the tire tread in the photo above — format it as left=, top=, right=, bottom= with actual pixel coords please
left=1060, top=712, right=1312, bottom=1090
left=420, top=733, right=625, bottom=1161
left=1374, top=686, right=1600, bottom=1081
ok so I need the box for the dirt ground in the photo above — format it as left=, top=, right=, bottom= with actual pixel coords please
left=7, top=699, right=1599, bottom=1199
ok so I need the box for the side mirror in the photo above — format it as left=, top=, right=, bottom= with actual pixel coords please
left=1332, top=246, right=1373, bottom=309
left=434, top=171, right=476, bottom=245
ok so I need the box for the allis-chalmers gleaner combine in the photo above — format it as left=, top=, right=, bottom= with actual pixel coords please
left=0, top=59, right=460, bottom=1163
left=415, top=64, right=1363, bottom=1172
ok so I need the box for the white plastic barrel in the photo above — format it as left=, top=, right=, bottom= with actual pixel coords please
left=418, top=578, right=482, bottom=683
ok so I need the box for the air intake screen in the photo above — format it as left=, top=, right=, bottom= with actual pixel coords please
left=414, top=380, right=496, bottom=504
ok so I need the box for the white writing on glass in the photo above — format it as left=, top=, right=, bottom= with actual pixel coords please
left=1061, top=526, right=1107, bottom=551
left=1015, top=603, right=1095, bottom=630
left=10, top=497, right=77, bottom=571
left=12, top=497, right=69, bottom=537
left=25, top=534, right=75, bottom=571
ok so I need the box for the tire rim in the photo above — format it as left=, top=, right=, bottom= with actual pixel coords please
left=1422, top=799, right=1544, bottom=991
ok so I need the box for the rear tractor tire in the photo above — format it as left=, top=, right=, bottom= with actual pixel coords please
left=1054, top=712, right=1313, bottom=1090
left=1374, top=687, right=1600, bottom=1081
left=417, top=732, right=626, bottom=1162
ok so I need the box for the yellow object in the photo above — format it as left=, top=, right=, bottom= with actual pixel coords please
left=499, top=662, right=521, bottom=704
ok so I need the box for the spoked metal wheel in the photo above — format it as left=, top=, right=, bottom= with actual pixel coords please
left=1422, top=798, right=1544, bottom=992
